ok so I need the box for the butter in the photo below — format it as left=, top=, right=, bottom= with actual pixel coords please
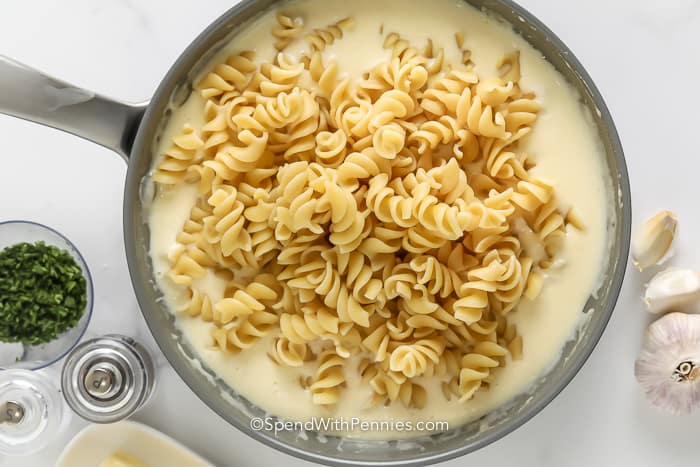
left=99, top=451, right=148, bottom=467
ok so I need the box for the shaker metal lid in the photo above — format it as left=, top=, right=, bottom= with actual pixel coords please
left=61, top=335, right=155, bottom=424
left=0, top=401, right=25, bottom=425
left=0, top=369, right=65, bottom=456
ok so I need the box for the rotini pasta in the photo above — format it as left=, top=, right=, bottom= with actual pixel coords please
left=309, top=350, right=346, bottom=405
left=273, top=13, right=304, bottom=51
left=269, top=337, right=309, bottom=366
left=153, top=125, right=204, bottom=185
left=153, top=11, right=577, bottom=411
left=196, top=51, right=256, bottom=100
left=305, top=17, right=355, bottom=52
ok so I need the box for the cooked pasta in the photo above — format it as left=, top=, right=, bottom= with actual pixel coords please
left=152, top=12, right=579, bottom=410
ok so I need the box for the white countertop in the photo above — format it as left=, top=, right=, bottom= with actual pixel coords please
left=1, top=0, right=698, bottom=465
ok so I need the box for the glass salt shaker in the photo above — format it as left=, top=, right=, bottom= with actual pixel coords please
left=0, top=369, right=66, bottom=456
left=61, top=334, right=156, bottom=423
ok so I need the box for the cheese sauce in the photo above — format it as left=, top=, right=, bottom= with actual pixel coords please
left=148, top=0, right=608, bottom=439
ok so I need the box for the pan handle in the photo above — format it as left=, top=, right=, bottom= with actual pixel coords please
left=0, top=55, right=148, bottom=161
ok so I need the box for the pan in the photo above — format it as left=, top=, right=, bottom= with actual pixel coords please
left=0, top=0, right=630, bottom=465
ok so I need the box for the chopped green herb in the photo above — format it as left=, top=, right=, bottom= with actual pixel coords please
left=0, top=241, right=87, bottom=345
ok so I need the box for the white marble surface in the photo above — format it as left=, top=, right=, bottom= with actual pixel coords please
left=1, top=0, right=699, bottom=465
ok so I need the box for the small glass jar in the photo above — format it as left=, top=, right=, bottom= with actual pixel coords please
left=0, top=369, right=67, bottom=456
left=0, top=220, right=94, bottom=370
left=61, top=334, right=156, bottom=423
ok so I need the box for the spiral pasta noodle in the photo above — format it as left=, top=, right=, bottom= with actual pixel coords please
left=273, top=13, right=304, bottom=51
left=153, top=12, right=576, bottom=410
left=305, top=17, right=355, bottom=52
left=309, top=351, right=346, bottom=405
left=153, top=125, right=204, bottom=185
left=196, top=51, right=256, bottom=100
left=269, top=337, right=309, bottom=367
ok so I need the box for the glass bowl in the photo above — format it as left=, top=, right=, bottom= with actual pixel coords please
left=0, top=220, right=93, bottom=370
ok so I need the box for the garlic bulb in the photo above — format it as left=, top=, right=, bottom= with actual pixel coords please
left=644, top=268, right=700, bottom=314
left=632, top=210, right=678, bottom=271
left=634, top=312, right=700, bottom=415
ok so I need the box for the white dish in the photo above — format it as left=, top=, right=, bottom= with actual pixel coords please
left=56, top=420, right=215, bottom=467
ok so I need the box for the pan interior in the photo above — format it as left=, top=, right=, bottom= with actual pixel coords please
left=123, top=0, right=629, bottom=464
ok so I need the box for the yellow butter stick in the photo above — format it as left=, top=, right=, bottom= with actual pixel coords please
left=98, top=450, right=148, bottom=467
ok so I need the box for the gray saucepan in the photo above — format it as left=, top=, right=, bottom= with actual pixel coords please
left=0, top=0, right=630, bottom=465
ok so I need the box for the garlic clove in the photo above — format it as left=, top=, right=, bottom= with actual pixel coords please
left=634, top=312, right=700, bottom=415
left=632, top=210, right=678, bottom=271
left=644, top=268, right=700, bottom=314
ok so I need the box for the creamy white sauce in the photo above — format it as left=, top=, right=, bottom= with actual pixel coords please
left=148, top=0, right=608, bottom=439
